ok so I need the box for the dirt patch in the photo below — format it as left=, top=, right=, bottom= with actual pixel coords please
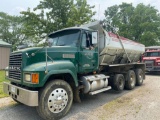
left=0, top=97, right=16, bottom=108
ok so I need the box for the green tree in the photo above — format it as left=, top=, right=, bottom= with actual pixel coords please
left=104, top=3, right=160, bottom=46
left=104, top=5, right=119, bottom=32
left=104, top=3, right=135, bottom=38
left=67, top=0, right=96, bottom=26
left=131, top=4, right=160, bottom=46
left=0, top=12, right=27, bottom=50
left=21, top=0, right=95, bottom=44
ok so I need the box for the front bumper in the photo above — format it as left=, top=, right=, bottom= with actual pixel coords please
left=3, top=82, right=38, bottom=106
left=146, top=66, right=160, bottom=71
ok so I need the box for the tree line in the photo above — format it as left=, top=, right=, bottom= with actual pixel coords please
left=0, top=0, right=160, bottom=50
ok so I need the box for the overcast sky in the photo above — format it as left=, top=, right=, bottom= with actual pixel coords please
left=0, top=0, right=160, bottom=19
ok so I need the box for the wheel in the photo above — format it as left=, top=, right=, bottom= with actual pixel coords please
left=36, top=80, right=73, bottom=120
left=125, top=70, right=136, bottom=90
left=112, top=74, right=125, bottom=91
left=135, top=69, right=144, bottom=86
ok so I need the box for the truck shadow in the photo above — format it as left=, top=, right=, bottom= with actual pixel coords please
left=0, top=104, right=43, bottom=120
left=62, top=89, right=130, bottom=120
left=0, top=88, right=139, bottom=120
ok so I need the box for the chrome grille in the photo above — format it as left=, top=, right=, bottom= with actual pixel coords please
left=145, top=60, right=154, bottom=70
left=9, top=53, right=22, bottom=80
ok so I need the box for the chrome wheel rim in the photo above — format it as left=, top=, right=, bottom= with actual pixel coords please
left=119, top=78, right=124, bottom=88
left=139, top=73, right=143, bottom=83
left=48, top=88, right=68, bottom=113
left=130, top=74, right=135, bottom=87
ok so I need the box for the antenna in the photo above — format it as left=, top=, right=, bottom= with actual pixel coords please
left=98, top=4, right=100, bottom=20
left=45, top=37, right=48, bottom=74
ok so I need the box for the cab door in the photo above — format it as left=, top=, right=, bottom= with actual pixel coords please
left=78, top=30, right=99, bottom=73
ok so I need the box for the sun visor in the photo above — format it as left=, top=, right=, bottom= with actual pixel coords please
left=81, top=21, right=105, bottom=35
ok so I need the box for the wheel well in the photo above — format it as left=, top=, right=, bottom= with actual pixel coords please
left=107, top=64, right=145, bottom=83
left=45, top=73, right=76, bottom=91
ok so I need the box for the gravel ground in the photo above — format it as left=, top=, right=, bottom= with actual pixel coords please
left=66, top=74, right=160, bottom=120
left=0, top=74, right=159, bottom=120
left=0, top=97, right=15, bottom=108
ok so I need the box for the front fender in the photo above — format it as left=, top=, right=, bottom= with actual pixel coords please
left=43, top=69, right=78, bottom=86
left=23, top=60, right=78, bottom=87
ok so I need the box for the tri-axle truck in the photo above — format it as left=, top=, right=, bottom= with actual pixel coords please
left=3, top=21, right=145, bottom=120
left=143, top=46, right=160, bottom=72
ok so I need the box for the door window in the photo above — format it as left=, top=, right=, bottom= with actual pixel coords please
left=82, top=33, right=87, bottom=47
left=81, top=32, right=93, bottom=48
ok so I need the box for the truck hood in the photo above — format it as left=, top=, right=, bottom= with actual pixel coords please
left=13, top=46, right=76, bottom=54
left=11, top=46, right=78, bottom=68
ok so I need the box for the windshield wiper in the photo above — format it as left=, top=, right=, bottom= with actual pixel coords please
left=26, top=45, right=46, bottom=58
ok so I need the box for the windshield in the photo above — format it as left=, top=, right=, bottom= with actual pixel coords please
left=146, top=52, right=160, bottom=57
left=48, top=29, right=80, bottom=47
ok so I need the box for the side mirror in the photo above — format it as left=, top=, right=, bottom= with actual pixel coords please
left=92, top=31, right=98, bottom=44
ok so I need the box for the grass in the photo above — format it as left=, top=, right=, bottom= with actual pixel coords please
left=0, top=71, right=9, bottom=98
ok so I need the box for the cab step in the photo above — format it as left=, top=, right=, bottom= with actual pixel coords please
left=89, top=86, right=112, bottom=95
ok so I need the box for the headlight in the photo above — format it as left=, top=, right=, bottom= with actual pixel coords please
left=158, top=63, right=160, bottom=65
left=5, top=71, right=9, bottom=77
left=25, top=74, right=31, bottom=82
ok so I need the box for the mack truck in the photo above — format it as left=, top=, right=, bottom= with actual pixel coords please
left=3, top=21, right=145, bottom=120
left=143, top=46, right=160, bottom=72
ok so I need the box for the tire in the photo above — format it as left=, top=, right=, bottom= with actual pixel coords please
left=112, top=74, right=125, bottom=91
left=135, top=69, right=144, bottom=86
left=125, top=70, right=136, bottom=90
left=36, top=80, right=73, bottom=120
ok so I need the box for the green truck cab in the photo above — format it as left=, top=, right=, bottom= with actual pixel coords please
left=3, top=21, right=145, bottom=120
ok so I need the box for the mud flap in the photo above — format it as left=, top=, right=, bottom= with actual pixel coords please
left=73, top=86, right=84, bottom=103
